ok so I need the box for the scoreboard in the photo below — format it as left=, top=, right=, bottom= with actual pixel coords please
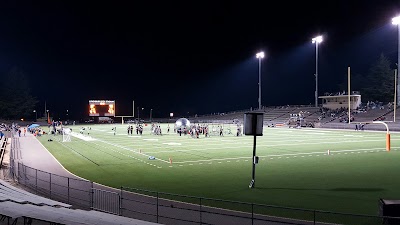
left=89, top=100, right=115, bottom=117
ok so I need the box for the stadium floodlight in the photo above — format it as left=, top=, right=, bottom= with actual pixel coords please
left=392, top=16, right=400, bottom=25
left=255, top=51, right=265, bottom=110
left=256, top=51, right=265, bottom=59
left=393, top=16, right=400, bottom=104
left=312, top=35, right=323, bottom=107
left=137, top=107, right=145, bottom=121
left=33, top=110, right=37, bottom=122
left=312, top=35, right=323, bottom=44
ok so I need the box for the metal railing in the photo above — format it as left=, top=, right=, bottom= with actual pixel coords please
left=92, top=188, right=121, bottom=215
left=7, top=136, right=400, bottom=225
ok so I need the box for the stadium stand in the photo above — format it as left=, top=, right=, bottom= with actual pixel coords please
left=0, top=179, right=71, bottom=207
left=0, top=200, right=159, bottom=225
left=0, top=179, right=160, bottom=225
left=0, top=137, right=6, bottom=170
left=352, top=108, right=392, bottom=122
left=190, top=104, right=400, bottom=131
left=371, top=106, right=399, bottom=122
left=263, top=106, right=297, bottom=124
left=298, top=107, right=320, bottom=123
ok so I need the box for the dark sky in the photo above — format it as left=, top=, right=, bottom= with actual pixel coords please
left=0, top=1, right=399, bottom=119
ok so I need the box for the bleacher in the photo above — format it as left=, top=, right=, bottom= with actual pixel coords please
left=300, top=107, right=321, bottom=123
left=352, top=108, right=392, bottom=122
left=189, top=110, right=247, bottom=123
left=0, top=179, right=70, bottom=207
left=0, top=179, right=159, bottom=225
left=188, top=104, right=400, bottom=131
left=0, top=136, right=6, bottom=170
left=0, top=200, right=160, bottom=225
left=263, top=106, right=298, bottom=124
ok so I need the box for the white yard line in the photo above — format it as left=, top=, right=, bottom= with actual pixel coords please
left=173, top=147, right=396, bottom=164
left=144, top=138, right=400, bottom=154
left=82, top=138, right=170, bottom=166
left=70, top=132, right=97, bottom=141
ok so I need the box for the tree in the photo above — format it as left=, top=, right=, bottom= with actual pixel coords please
left=362, top=54, right=394, bottom=102
left=0, top=67, right=38, bottom=119
left=337, top=54, right=394, bottom=103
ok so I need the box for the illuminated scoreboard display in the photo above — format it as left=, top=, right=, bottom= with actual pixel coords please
left=89, top=100, right=115, bottom=117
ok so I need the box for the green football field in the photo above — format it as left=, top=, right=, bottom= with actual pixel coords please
left=37, top=123, right=400, bottom=216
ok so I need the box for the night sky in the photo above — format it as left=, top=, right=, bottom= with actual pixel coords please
left=0, top=1, right=399, bottom=119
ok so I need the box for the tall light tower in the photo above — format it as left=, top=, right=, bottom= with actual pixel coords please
left=392, top=16, right=400, bottom=105
left=33, top=110, right=37, bottom=122
left=150, top=109, right=153, bottom=122
left=312, top=35, right=323, bottom=107
left=137, top=107, right=144, bottom=122
left=256, top=51, right=265, bottom=110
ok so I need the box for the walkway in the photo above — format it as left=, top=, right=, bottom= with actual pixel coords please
left=18, top=132, right=76, bottom=178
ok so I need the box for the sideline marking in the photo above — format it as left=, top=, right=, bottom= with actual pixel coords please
left=70, top=132, right=96, bottom=141
left=163, top=142, right=182, bottom=146
left=172, top=147, right=395, bottom=164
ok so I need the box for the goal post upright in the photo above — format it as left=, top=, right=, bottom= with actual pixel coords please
left=62, top=128, right=71, bottom=142
left=372, top=121, right=391, bottom=151
left=348, top=66, right=351, bottom=124
left=115, top=100, right=135, bottom=124
left=394, top=69, right=397, bottom=122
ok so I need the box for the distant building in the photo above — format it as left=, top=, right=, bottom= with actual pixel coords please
left=319, top=91, right=361, bottom=110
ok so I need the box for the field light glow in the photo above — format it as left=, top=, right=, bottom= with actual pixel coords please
left=392, top=16, right=400, bottom=25
left=312, top=35, right=323, bottom=43
left=256, top=51, right=265, bottom=59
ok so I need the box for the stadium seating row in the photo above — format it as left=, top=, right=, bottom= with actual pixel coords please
left=0, top=179, right=71, bottom=207
left=0, top=200, right=158, bottom=225
left=0, top=179, right=159, bottom=225
left=193, top=105, right=398, bottom=128
left=0, top=137, right=6, bottom=170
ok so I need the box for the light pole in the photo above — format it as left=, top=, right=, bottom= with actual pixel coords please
left=256, top=51, right=265, bottom=110
left=150, top=109, right=153, bottom=122
left=392, top=16, right=400, bottom=104
left=137, top=107, right=144, bottom=122
left=66, top=109, right=69, bottom=121
left=312, top=35, right=323, bottom=107
left=33, top=110, right=37, bottom=122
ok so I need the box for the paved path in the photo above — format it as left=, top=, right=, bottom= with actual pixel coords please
left=18, top=132, right=76, bottom=178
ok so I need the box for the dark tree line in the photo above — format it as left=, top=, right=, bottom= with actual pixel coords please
left=0, top=68, right=38, bottom=119
left=339, top=54, right=395, bottom=103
